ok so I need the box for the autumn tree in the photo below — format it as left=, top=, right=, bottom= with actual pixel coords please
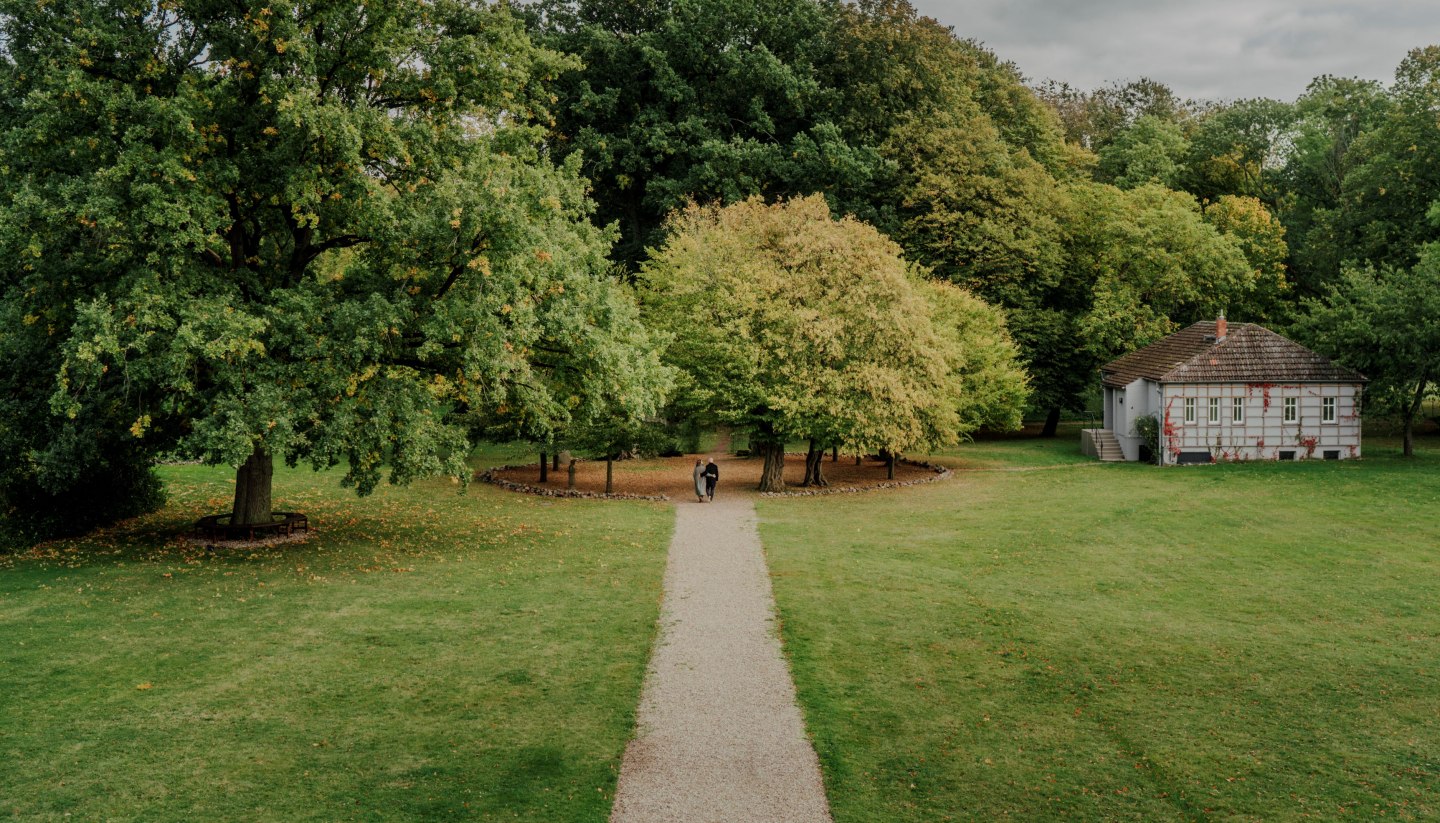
left=640, top=196, right=1024, bottom=491
left=0, top=0, right=665, bottom=531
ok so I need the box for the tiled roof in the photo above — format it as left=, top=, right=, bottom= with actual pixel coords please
left=1100, top=321, right=1365, bottom=388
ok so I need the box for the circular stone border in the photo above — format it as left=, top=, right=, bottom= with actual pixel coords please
left=475, top=466, right=671, bottom=502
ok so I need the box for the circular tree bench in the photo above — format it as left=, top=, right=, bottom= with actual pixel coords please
left=192, top=512, right=309, bottom=541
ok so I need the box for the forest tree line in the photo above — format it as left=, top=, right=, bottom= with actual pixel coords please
left=1, top=0, right=1436, bottom=544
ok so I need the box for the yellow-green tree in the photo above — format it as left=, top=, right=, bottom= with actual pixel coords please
left=639, top=195, right=1026, bottom=491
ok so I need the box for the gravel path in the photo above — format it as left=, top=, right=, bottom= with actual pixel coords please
left=610, top=495, right=833, bottom=823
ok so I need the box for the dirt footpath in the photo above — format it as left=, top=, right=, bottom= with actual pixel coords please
left=491, top=453, right=933, bottom=497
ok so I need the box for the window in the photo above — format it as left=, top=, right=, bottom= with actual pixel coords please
left=1279, top=450, right=1296, bottom=461
left=1232, top=396, right=1245, bottom=424
left=1184, top=397, right=1196, bottom=424
left=1208, top=397, right=1220, bottom=424
left=1283, top=396, right=1297, bottom=423
left=1322, top=396, right=1337, bottom=423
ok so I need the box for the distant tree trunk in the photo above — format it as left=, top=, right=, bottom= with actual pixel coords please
left=539, top=452, right=548, bottom=483
left=1403, top=377, right=1429, bottom=458
left=886, top=452, right=896, bottom=480
left=568, top=459, right=577, bottom=490
left=831, top=446, right=838, bottom=462
left=756, top=425, right=785, bottom=492
left=552, top=452, right=561, bottom=471
left=231, top=445, right=274, bottom=526
left=1041, top=407, right=1061, bottom=438
left=855, top=454, right=862, bottom=466
left=605, top=456, right=614, bottom=494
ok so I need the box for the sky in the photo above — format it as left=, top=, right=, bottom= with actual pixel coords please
left=909, top=0, right=1440, bottom=102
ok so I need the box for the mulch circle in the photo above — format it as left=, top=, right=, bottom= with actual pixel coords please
left=486, top=453, right=944, bottom=500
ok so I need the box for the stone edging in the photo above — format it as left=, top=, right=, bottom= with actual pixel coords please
left=758, top=458, right=953, bottom=498
left=475, top=466, right=671, bottom=502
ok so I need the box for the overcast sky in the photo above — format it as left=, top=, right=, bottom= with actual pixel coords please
left=910, top=0, right=1440, bottom=102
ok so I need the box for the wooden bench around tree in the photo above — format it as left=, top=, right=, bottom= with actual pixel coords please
left=192, top=512, right=309, bottom=541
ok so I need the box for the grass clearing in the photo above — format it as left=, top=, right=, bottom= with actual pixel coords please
left=0, top=460, right=671, bottom=822
left=762, top=434, right=1440, bottom=821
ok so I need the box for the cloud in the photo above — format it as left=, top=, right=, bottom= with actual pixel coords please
left=910, top=0, right=1440, bottom=101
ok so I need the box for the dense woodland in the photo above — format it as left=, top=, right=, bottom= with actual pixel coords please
left=1, top=0, right=1438, bottom=543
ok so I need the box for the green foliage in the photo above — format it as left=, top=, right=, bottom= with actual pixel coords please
left=1336, top=47, right=1440, bottom=273
left=1035, top=77, right=1190, bottom=153
left=640, top=195, right=1024, bottom=457
left=919, top=280, right=1029, bottom=434
left=1277, top=76, right=1390, bottom=295
left=1096, top=114, right=1189, bottom=189
left=1293, top=246, right=1440, bottom=455
left=529, top=0, right=881, bottom=267
left=0, top=0, right=663, bottom=526
left=1202, top=194, right=1292, bottom=322
left=1132, top=412, right=1160, bottom=463
left=1178, top=98, right=1296, bottom=204
left=1068, top=183, right=1258, bottom=363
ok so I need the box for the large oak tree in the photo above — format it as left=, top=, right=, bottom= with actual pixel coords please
left=1, top=0, right=665, bottom=529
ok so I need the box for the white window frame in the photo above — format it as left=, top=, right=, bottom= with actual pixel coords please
left=1208, top=397, right=1220, bottom=424
left=1283, top=396, right=1297, bottom=423
left=1322, top=396, right=1337, bottom=424
left=1232, top=396, right=1245, bottom=424
left=1183, top=397, right=1196, bottom=424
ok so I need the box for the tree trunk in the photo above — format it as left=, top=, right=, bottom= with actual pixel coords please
left=800, top=440, right=829, bottom=487
left=539, top=452, right=548, bottom=483
left=756, top=434, right=786, bottom=492
left=855, top=454, right=862, bottom=466
left=1403, top=377, right=1429, bottom=458
left=567, top=459, right=577, bottom=490
left=231, top=445, right=274, bottom=527
left=831, top=446, right=838, bottom=462
left=1040, top=407, right=1061, bottom=438
left=605, top=457, right=614, bottom=494
left=552, top=452, right=561, bottom=471
left=886, top=452, right=896, bottom=480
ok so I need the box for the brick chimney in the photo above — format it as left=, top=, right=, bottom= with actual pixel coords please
left=1216, top=312, right=1227, bottom=342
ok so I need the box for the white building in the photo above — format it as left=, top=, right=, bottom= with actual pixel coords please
left=1084, top=317, right=1366, bottom=465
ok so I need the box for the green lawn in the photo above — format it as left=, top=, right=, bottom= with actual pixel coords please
left=762, top=435, right=1440, bottom=821
left=0, top=461, right=671, bottom=822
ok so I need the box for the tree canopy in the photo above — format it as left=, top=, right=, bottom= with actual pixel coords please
left=1294, top=246, right=1440, bottom=457
left=638, top=195, right=1026, bottom=491
left=0, top=0, right=666, bottom=528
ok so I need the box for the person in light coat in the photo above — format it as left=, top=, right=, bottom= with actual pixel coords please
left=693, top=459, right=706, bottom=503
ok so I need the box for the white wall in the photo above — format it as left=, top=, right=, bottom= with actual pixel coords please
left=1111, top=378, right=1161, bottom=461
left=1157, top=383, right=1363, bottom=464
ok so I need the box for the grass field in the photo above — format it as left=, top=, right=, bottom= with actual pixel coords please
left=762, top=432, right=1440, bottom=821
left=0, top=455, right=672, bottom=822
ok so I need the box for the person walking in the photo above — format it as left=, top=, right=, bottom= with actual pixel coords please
left=704, top=458, right=719, bottom=501
left=692, top=459, right=706, bottom=503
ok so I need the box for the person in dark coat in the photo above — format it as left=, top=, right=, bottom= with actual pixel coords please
left=704, top=458, right=719, bottom=501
